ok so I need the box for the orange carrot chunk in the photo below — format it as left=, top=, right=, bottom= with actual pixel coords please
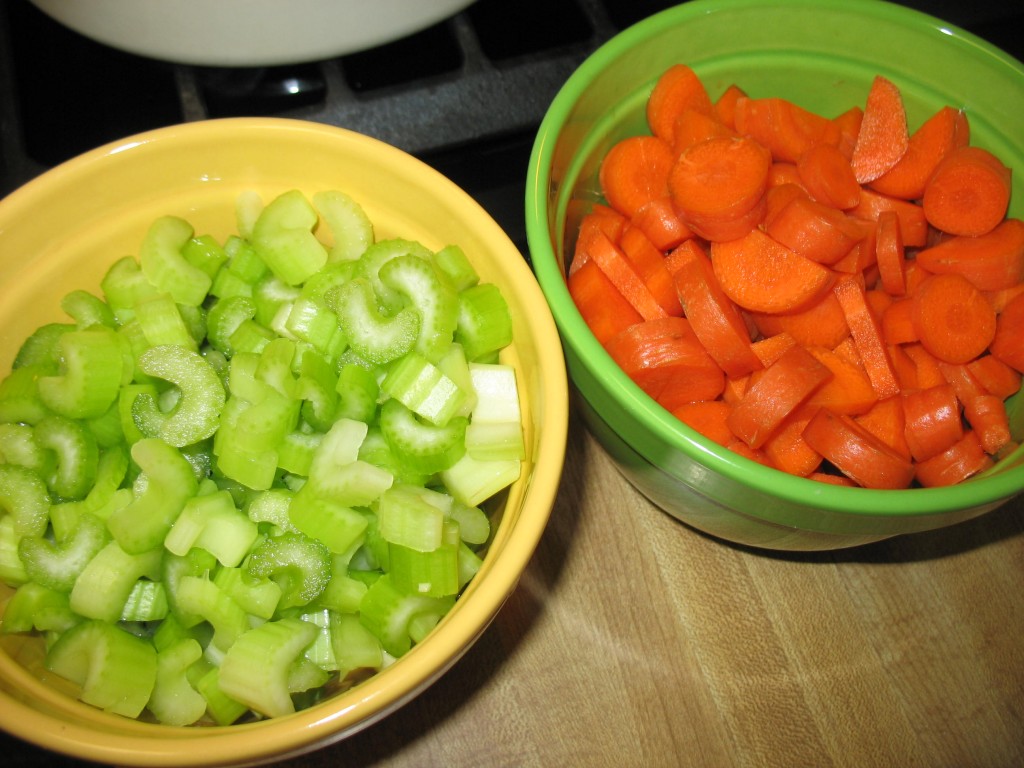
left=875, top=209, right=907, bottom=296
left=881, top=297, right=918, bottom=345
left=797, top=142, right=862, bottom=210
left=850, top=75, right=909, bottom=184
left=629, top=196, right=693, bottom=251
left=587, top=230, right=668, bottom=322
left=911, top=272, right=997, bottom=365
left=567, top=258, right=643, bottom=345
left=802, top=407, right=915, bottom=489
left=714, top=83, right=747, bottom=130
left=967, top=354, right=1023, bottom=399
left=833, top=276, right=901, bottom=400
left=989, top=291, right=1024, bottom=374
left=619, top=226, right=684, bottom=317
left=764, top=194, right=865, bottom=266
left=922, top=146, right=1012, bottom=237
left=849, top=188, right=928, bottom=248
left=805, top=345, right=878, bottom=415
left=902, top=383, right=964, bottom=462
left=914, top=431, right=993, bottom=488
left=915, top=218, right=1024, bottom=292
left=672, top=108, right=734, bottom=152
left=599, top=135, right=676, bottom=219
left=572, top=204, right=627, bottom=275
left=855, top=395, right=911, bottom=462
left=761, top=406, right=823, bottom=477
left=733, top=96, right=834, bottom=163
left=672, top=400, right=734, bottom=446
left=939, top=361, right=1012, bottom=455
left=869, top=105, right=970, bottom=200
left=646, top=63, right=715, bottom=145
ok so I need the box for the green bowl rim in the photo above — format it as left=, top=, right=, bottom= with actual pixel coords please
left=525, top=0, right=1024, bottom=518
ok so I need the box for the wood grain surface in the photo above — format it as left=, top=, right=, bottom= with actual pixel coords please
left=5, top=411, right=1023, bottom=768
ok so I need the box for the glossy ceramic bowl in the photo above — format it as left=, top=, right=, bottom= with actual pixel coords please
left=526, top=0, right=1024, bottom=550
left=0, top=118, right=568, bottom=765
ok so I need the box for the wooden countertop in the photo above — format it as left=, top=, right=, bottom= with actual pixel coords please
left=5, top=413, right=1023, bottom=768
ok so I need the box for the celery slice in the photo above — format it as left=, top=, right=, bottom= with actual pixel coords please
left=120, top=579, right=169, bottom=622
left=329, top=277, right=419, bottom=366
left=175, top=575, right=249, bottom=652
left=148, top=637, right=207, bottom=726
left=359, top=574, right=454, bottom=657
left=431, top=244, right=479, bottom=293
left=134, top=293, right=199, bottom=351
left=330, top=612, right=383, bottom=676
left=379, top=398, right=467, bottom=475
left=252, top=190, right=328, bottom=286
left=1, top=581, right=79, bottom=633
left=136, top=345, right=227, bottom=448
left=246, top=532, right=331, bottom=610
left=288, top=489, right=368, bottom=556
left=376, top=484, right=445, bottom=552
left=439, top=452, right=523, bottom=508
left=61, top=289, right=117, bottom=330
left=455, top=283, right=513, bottom=361
left=379, top=253, right=459, bottom=363
left=381, top=351, right=469, bottom=427
left=37, top=328, right=125, bottom=420
left=139, top=215, right=212, bottom=307
left=18, top=511, right=109, bottom=593
left=33, top=414, right=100, bottom=501
left=0, top=463, right=51, bottom=537
left=312, top=189, right=374, bottom=263
left=70, top=541, right=163, bottom=623
left=195, top=667, right=248, bottom=726
left=164, top=490, right=258, bottom=568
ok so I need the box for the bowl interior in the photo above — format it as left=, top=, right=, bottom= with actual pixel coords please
left=0, top=118, right=568, bottom=765
left=526, top=0, right=1024, bottom=520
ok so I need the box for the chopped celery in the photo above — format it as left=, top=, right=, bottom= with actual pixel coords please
left=163, top=490, right=259, bottom=568
left=1, top=581, right=79, bottom=633
left=69, top=541, right=163, bottom=623
left=312, top=189, right=374, bottom=262
left=252, top=190, right=328, bottom=286
left=148, top=637, right=207, bottom=726
left=379, top=398, right=467, bottom=475
left=61, top=289, right=117, bottom=330
left=18, top=511, right=109, bottom=592
left=329, top=277, right=418, bottom=365
left=135, top=345, right=227, bottom=448
left=33, top=413, right=100, bottom=501
left=379, top=253, right=459, bottom=363
left=455, top=282, right=513, bottom=361
left=246, top=531, right=331, bottom=610
left=37, top=328, right=125, bottom=420
left=0, top=463, right=51, bottom=537
left=120, top=578, right=169, bottom=622
left=139, top=216, right=212, bottom=307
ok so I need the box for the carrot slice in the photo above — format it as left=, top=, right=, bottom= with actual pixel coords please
left=989, top=291, right=1024, bottom=373
left=850, top=75, right=909, bottom=184
left=869, top=105, right=970, bottom=200
left=733, top=96, right=834, bottom=163
left=922, top=146, right=1012, bottom=237
left=914, top=430, right=993, bottom=488
left=618, top=226, right=683, bottom=317
left=939, top=361, right=1012, bottom=455
left=833, top=276, right=900, bottom=399
left=710, top=228, right=835, bottom=314
left=802, top=407, right=915, bottom=489
left=764, top=195, right=865, bottom=266
left=875, top=209, right=907, bottom=296
left=646, top=63, right=715, bottom=144
left=881, top=297, right=917, bottom=345
left=855, top=395, right=911, bottom=462
left=967, top=354, right=1023, bottom=399
left=767, top=162, right=804, bottom=189
left=915, top=218, right=1024, bottom=292
left=629, top=196, right=692, bottom=251
left=568, top=258, right=643, bottom=345
left=902, top=383, right=964, bottom=462
left=714, top=83, right=747, bottom=130
left=797, top=142, right=861, bottom=210
left=599, top=135, right=676, bottom=219
left=587, top=230, right=668, bottom=322
left=669, top=239, right=764, bottom=378
left=749, top=290, right=850, bottom=349
left=672, top=400, right=734, bottom=446
left=672, top=108, right=734, bottom=152
left=831, top=106, right=864, bottom=160
left=805, top=345, right=878, bottom=415
left=726, top=345, right=832, bottom=449
left=903, top=343, right=947, bottom=390
left=849, top=188, right=928, bottom=247
left=761, top=405, right=823, bottom=477
left=911, top=273, right=997, bottom=365
left=572, top=204, right=627, bottom=275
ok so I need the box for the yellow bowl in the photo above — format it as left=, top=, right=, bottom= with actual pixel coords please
left=0, top=118, right=568, bottom=766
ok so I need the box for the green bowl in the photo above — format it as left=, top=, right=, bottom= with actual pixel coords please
left=526, top=0, right=1024, bottom=550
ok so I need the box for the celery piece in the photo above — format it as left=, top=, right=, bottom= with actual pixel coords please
left=69, top=541, right=163, bottom=623
left=135, top=345, right=227, bottom=448
left=379, top=253, right=459, bottom=363
left=457, top=542, right=484, bottom=589
left=209, top=264, right=254, bottom=300
left=13, top=322, right=74, bottom=371
left=381, top=351, right=469, bottom=427
left=162, top=547, right=219, bottom=628
left=356, top=239, right=434, bottom=314
left=299, top=259, right=357, bottom=303
left=228, top=318, right=275, bottom=355
left=134, top=293, right=198, bottom=351
left=230, top=390, right=300, bottom=454
left=175, top=575, right=249, bottom=652
left=465, top=421, right=526, bottom=462
left=376, top=484, right=445, bottom=552
left=298, top=608, right=338, bottom=671
left=164, top=490, right=259, bottom=568
left=310, top=460, right=394, bottom=509
left=45, top=619, right=158, bottom=718
left=310, top=563, right=368, bottom=615
left=0, top=514, right=29, bottom=586
left=330, top=612, right=383, bottom=676
left=312, top=189, right=374, bottom=263
left=33, top=414, right=99, bottom=501
left=119, top=383, right=159, bottom=444
left=388, top=519, right=460, bottom=598
left=76, top=444, right=130, bottom=519
left=207, top=296, right=257, bottom=357
left=227, top=235, right=272, bottom=286
left=329, top=277, right=419, bottom=366
left=235, top=190, right=263, bottom=240
left=436, top=342, right=478, bottom=419
left=177, top=304, right=208, bottom=347
left=100, top=256, right=159, bottom=319
left=245, top=488, right=299, bottom=534
left=37, top=327, right=125, bottom=420
left=287, top=656, right=330, bottom=696
left=469, top=363, right=522, bottom=423
left=60, top=289, right=116, bottom=330
left=195, top=667, right=248, bottom=726
left=294, top=350, right=339, bottom=432
left=148, top=637, right=207, bottom=726
left=252, top=190, right=328, bottom=286
left=276, top=430, right=321, bottom=477
left=439, top=453, right=522, bottom=508
left=358, top=574, right=453, bottom=657
left=18, top=511, right=109, bottom=592
left=0, top=422, right=52, bottom=477
left=139, top=215, right=213, bottom=307
left=455, top=282, right=513, bottom=362
left=432, top=244, right=479, bottom=293
left=218, top=617, right=318, bottom=718
left=107, top=438, right=199, bottom=555
left=358, top=425, right=431, bottom=488
left=288, top=488, right=367, bottom=555
left=379, top=398, right=467, bottom=475
left=213, top=435, right=279, bottom=492
left=448, top=502, right=491, bottom=546
left=0, top=366, right=53, bottom=426
left=0, top=463, right=51, bottom=537
left=255, top=337, right=299, bottom=399
left=246, top=531, right=332, bottom=610
left=85, top=401, right=126, bottom=449
left=252, top=273, right=300, bottom=327
left=1, top=581, right=79, bottom=634
left=120, top=579, right=169, bottom=622
left=182, top=234, right=229, bottom=280
left=334, top=362, right=380, bottom=424
left=213, top=566, right=282, bottom=620
left=226, top=352, right=268, bottom=405
left=284, top=295, right=339, bottom=356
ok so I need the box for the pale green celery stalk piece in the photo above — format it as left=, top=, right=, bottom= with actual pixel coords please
left=174, top=575, right=249, bottom=652
left=305, top=417, right=394, bottom=506
left=358, top=574, right=454, bottom=657
left=139, top=215, right=212, bottom=307
left=85, top=401, right=126, bottom=449
left=212, top=399, right=280, bottom=492
left=388, top=519, right=461, bottom=598
left=118, top=383, right=159, bottom=444
left=310, top=559, right=368, bottom=615
left=37, top=327, right=125, bottom=420
left=74, top=444, right=129, bottom=519
left=376, top=484, right=445, bottom=553
left=182, top=234, right=229, bottom=280
left=432, top=244, right=479, bottom=293
left=60, top=289, right=117, bottom=329
left=465, top=421, right=526, bottom=462
left=356, top=239, right=434, bottom=314
left=120, top=579, right=169, bottom=622
left=70, top=541, right=163, bottom=623
left=252, top=273, right=300, bottom=327
left=381, top=351, right=469, bottom=427
left=245, top=488, right=299, bottom=534
left=100, top=256, right=159, bottom=319
left=45, top=619, right=158, bottom=718
left=0, top=515, right=29, bottom=586
left=135, top=345, right=227, bottom=448
left=287, top=656, right=330, bottom=695
left=294, top=350, right=339, bottom=432
left=246, top=531, right=332, bottom=610
left=299, top=260, right=357, bottom=303
left=330, top=612, right=383, bottom=676
left=209, top=264, right=255, bottom=301
left=284, top=296, right=340, bottom=356
left=164, top=489, right=259, bottom=568
left=334, top=362, right=380, bottom=424
left=228, top=318, right=275, bottom=356
left=213, top=566, right=282, bottom=620
left=18, top=511, right=109, bottom=592
left=436, top=343, right=478, bottom=419
left=134, top=293, right=198, bottom=351
left=195, top=666, right=249, bottom=726
left=439, top=452, right=522, bottom=508
left=252, top=190, right=328, bottom=286
left=468, top=363, right=522, bottom=424
left=457, top=541, right=484, bottom=589
left=207, top=296, right=257, bottom=357
left=378, top=398, right=467, bottom=475
left=106, top=438, right=199, bottom=554
left=235, top=190, right=263, bottom=240
left=0, top=365, right=54, bottom=426
left=227, top=235, right=271, bottom=286
left=148, top=637, right=207, bottom=726
left=255, top=337, right=299, bottom=398
left=218, top=618, right=319, bottom=718
left=448, top=502, right=491, bottom=546
left=298, top=608, right=338, bottom=671
left=33, top=414, right=99, bottom=501
left=0, top=463, right=51, bottom=537
left=288, top=487, right=368, bottom=555
left=231, top=390, right=300, bottom=453
left=379, top=253, right=459, bottom=363
left=0, top=422, right=52, bottom=476
left=2, top=581, right=79, bottom=633
left=162, top=548, right=219, bottom=629
left=276, top=430, right=321, bottom=477
left=329, top=277, right=419, bottom=365
left=227, top=352, right=270, bottom=404
left=13, top=322, right=73, bottom=371
left=455, top=282, right=513, bottom=362
left=312, top=189, right=374, bottom=263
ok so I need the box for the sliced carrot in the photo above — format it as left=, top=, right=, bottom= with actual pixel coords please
left=922, top=146, right=1012, bottom=237
left=849, top=188, right=928, bottom=247
left=850, top=75, right=909, bottom=184
left=903, top=343, right=947, bottom=390
left=733, top=96, right=833, bottom=163
left=764, top=194, right=865, bottom=266
left=618, top=225, right=683, bottom=317
left=888, top=343, right=919, bottom=391
left=939, top=361, right=1012, bottom=455
left=723, top=373, right=750, bottom=405
left=672, top=108, right=734, bottom=152
left=599, top=135, right=676, bottom=219
left=710, top=228, right=835, bottom=314
left=714, top=83, right=747, bottom=130
left=855, top=395, right=911, bottom=461
left=572, top=204, right=627, bottom=275
left=831, top=218, right=878, bottom=275
left=833, top=275, right=901, bottom=399
left=989, top=291, right=1024, bottom=373
left=881, top=297, right=918, bottom=345
left=831, top=106, right=864, bottom=160
left=726, top=344, right=832, bottom=449
left=761, top=405, right=823, bottom=477
left=605, top=316, right=725, bottom=410
left=869, top=105, right=970, bottom=200
left=903, top=258, right=932, bottom=295
left=911, top=272, right=997, bottom=365
left=967, top=354, right=1023, bottom=399
left=764, top=182, right=808, bottom=223
left=805, top=345, right=878, bottom=415
left=646, top=63, right=715, bottom=145
left=915, top=218, right=1024, bottom=292
left=668, top=135, right=772, bottom=242
left=586, top=230, right=668, bottom=322
left=808, top=471, right=858, bottom=487
left=865, top=287, right=895, bottom=327
left=669, top=239, right=764, bottom=378
left=802, top=407, right=915, bottom=489
left=914, top=430, right=993, bottom=488
left=767, top=162, right=804, bottom=189
left=629, top=196, right=692, bottom=251
left=985, top=282, right=1024, bottom=314
left=672, top=400, right=734, bottom=446
left=875, top=209, right=907, bottom=296
left=748, top=290, right=850, bottom=349
left=797, top=142, right=861, bottom=210
left=902, top=382, right=964, bottom=462
left=751, top=332, right=798, bottom=368
left=567, top=258, right=643, bottom=345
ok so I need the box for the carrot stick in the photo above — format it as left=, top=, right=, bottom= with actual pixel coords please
left=714, top=83, right=747, bottom=130
left=733, top=96, right=834, bottom=163
left=749, top=290, right=850, bottom=349
left=629, top=196, right=692, bottom=251
left=726, top=344, right=832, bottom=449
left=833, top=275, right=901, bottom=399
left=915, top=218, right=1024, bottom=292
left=805, top=345, right=878, bottom=415
left=939, top=361, right=1012, bottom=455
left=902, top=382, right=964, bottom=462
left=710, top=228, right=835, bottom=314
left=586, top=230, right=668, bottom=322
left=849, top=188, right=928, bottom=247
left=599, top=135, right=676, bottom=219
left=869, top=105, right=970, bottom=200
left=911, top=273, right=997, bottom=365
left=672, top=400, right=734, bottom=446
left=567, top=258, right=643, bottom=345
left=875, top=209, right=907, bottom=296
left=618, top=226, right=683, bottom=317
left=761, top=405, right=823, bottom=477
left=797, top=142, right=861, bottom=210
left=764, top=195, right=865, bottom=266
left=914, top=430, right=993, bottom=488
left=801, top=407, right=915, bottom=489
left=967, top=354, right=1023, bottom=399
left=646, top=63, right=715, bottom=144
left=850, top=75, right=909, bottom=184
left=989, top=291, right=1024, bottom=373
left=572, top=204, right=627, bottom=275
left=922, top=146, right=1012, bottom=237
left=855, top=395, right=911, bottom=461
left=605, top=316, right=725, bottom=410
left=669, top=239, right=764, bottom=378
left=881, top=297, right=918, bottom=345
